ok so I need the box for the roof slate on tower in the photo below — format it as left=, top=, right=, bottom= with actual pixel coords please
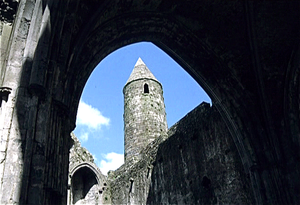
left=125, top=57, right=159, bottom=86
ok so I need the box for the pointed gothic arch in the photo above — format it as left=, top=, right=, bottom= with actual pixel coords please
left=69, top=162, right=105, bottom=205
left=65, top=11, right=256, bottom=194
left=1, top=1, right=299, bottom=204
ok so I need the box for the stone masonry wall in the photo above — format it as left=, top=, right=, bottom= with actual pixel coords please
left=1, top=1, right=73, bottom=203
left=68, top=133, right=107, bottom=205
left=147, top=102, right=254, bottom=204
left=69, top=132, right=95, bottom=171
left=1, top=1, right=299, bottom=204
left=107, top=133, right=166, bottom=205
left=107, top=102, right=254, bottom=204
left=123, top=78, right=167, bottom=164
left=0, top=0, right=18, bottom=82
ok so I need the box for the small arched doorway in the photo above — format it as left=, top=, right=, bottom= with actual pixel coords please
left=69, top=163, right=104, bottom=205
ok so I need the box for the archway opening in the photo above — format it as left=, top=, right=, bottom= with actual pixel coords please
left=73, top=42, right=211, bottom=175
left=71, top=167, right=99, bottom=204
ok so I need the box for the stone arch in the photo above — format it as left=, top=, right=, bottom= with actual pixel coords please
left=64, top=5, right=256, bottom=181
left=1, top=1, right=299, bottom=204
left=69, top=162, right=104, bottom=205
left=70, top=162, right=104, bottom=185
left=52, top=4, right=258, bottom=203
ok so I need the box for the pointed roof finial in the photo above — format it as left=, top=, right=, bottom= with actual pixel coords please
left=125, top=57, right=159, bottom=86
left=135, top=57, right=145, bottom=67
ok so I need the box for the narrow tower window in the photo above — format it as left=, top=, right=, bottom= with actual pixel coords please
left=144, top=84, right=149, bottom=93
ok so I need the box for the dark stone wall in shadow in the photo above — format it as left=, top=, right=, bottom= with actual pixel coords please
left=1, top=1, right=299, bottom=204
left=108, top=102, right=254, bottom=205
left=147, top=102, right=254, bottom=204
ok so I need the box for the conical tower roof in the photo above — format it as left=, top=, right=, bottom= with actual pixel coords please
left=125, top=57, right=160, bottom=86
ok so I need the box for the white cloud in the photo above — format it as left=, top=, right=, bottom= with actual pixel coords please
left=99, top=152, right=124, bottom=175
left=79, top=132, right=89, bottom=142
left=76, top=100, right=110, bottom=130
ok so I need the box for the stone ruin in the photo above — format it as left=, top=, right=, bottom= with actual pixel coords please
left=68, top=59, right=253, bottom=204
left=1, top=1, right=299, bottom=204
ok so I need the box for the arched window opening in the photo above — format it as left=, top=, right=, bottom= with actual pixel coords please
left=144, top=83, right=149, bottom=93
left=71, top=167, right=98, bottom=204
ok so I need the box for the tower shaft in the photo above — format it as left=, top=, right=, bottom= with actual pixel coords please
left=123, top=58, right=167, bottom=164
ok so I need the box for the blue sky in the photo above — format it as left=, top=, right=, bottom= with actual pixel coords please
left=74, top=42, right=211, bottom=175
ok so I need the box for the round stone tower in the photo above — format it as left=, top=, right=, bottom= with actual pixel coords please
left=123, top=57, right=168, bottom=164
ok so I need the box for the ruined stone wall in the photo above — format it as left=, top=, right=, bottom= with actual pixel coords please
left=123, top=78, right=167, bottom=164
left=0, top=1, right=73, bottom=204
left=107, top=133, right=166, bottom=205
left=0, top=1, right=298, bottom=204
left=107, top=102, right=254, bottom=204
left=69, top=133, right=95, bottom=171
left=147, top=102, right=254, bottom=204
left=68, top=133, right=107, bottom=205
left=0, top=0, right=18, bottom=82
left=0, top=0, right=19, bottom=197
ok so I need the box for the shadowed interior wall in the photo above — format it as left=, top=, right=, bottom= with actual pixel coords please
left=71, top=168, right=98, bottom=204
left=0, top=1, right=299, bottom=204
left=147, top=102, right=254, bottom=204
left=107, top=103, right=253, bottom=205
